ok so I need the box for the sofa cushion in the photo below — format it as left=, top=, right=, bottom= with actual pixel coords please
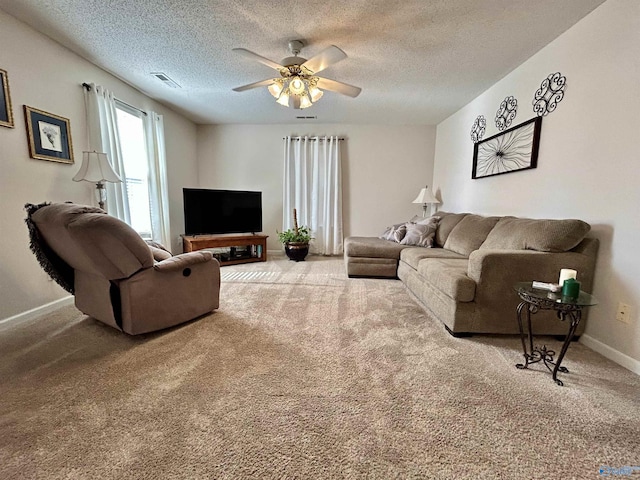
left=418, top=258, right=475, bottom=302
left=480, top=217, right=591, bottom=253
left=30, top=203, right=105, bottom=276
left=344, top=237, right=407, bottom=259
left=400, top=217, right=439, bottom=247
left=68, top=212, right=155, bottom=278
left=149, top=245, right=172, bottom=262
left=434, top=212, right=469, bottom=247
left=443, top=215, right=501, bottom=256
left=346, top=256, right=398, bottom=278
left=32, top=202, right=154, bottom=279
left=400, top=247, right=467, bottom=270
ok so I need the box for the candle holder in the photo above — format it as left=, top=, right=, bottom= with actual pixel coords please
left=561, top=278, right=580, bottom=299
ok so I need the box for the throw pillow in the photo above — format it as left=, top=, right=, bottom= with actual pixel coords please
left=414, top=215, right=441, bottom=226
left=379, top=223, right=408, bottom=243
left=400, top=217, right=439, bottom=247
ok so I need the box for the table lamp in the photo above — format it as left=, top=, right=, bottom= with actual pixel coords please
left=72, top=151, right=122, bottom=210
left=412, top=185, right=441, bottom=217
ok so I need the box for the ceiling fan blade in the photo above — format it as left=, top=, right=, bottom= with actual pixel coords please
left=316, top=77, right=362, bottom=98
left=232, top=48, right=284, bottom=70
left=232, top=78, right=275, bottom=92
left=292, top=96, right=301, bottom=110
left=302, top=45, right=347, bottom=74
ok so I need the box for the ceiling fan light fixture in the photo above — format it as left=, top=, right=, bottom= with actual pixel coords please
left=268, top=80, right=284, bottom=98
left=276, top=89, right=290, bottom=107
left=309, top=86, right=323, bottom=102
left=232, top=42, right=361, bottom=110
left=299, top=94, right=313, bottom=109
left=288, top=76, right=306, bottom=95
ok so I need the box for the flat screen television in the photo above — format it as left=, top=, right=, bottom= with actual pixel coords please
left=183, top=188, right=262, bottom=235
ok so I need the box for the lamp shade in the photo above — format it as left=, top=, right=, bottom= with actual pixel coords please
left=309, top=86, right=323, bottom=102
left=72, top=151, right=121, bottom=183
left=299, top=94, right=312, bottom=109
left=412, top=186, right=440, bottom=205
left=268, top=80, right=283, bottom=98
left=276, top=90, right=290, bottom=107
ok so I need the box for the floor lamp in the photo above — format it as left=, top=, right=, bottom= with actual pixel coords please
left=412, top=185, right=441, bottom=217
left=72, top=151, right=122, bottom=210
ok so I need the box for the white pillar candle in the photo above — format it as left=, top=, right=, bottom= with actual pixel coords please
left=559, top=268, right=577, bottom=286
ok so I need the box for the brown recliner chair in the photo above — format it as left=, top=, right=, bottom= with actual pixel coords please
left=26, top=202, right=220, bottom=335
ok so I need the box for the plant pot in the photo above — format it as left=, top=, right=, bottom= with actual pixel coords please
left=284, top=242, right=309, bottom=262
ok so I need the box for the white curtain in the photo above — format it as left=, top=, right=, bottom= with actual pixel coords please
left=84, top=83, right=130, bottom=223
left=283, top=135, right=343, bottom=255
left=144, top=112, right=171, bottom=248
left=85, top=84, right=171, bottom=248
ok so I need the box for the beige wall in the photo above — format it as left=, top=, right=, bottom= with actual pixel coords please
left=196, top=124, right=436, bottom=250
left=0, top=11, right=198, bottom=319
left=433, top=0, right=640, bottom=368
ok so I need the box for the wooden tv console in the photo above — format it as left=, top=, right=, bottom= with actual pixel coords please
left=182, top=234, right=268, bottom=267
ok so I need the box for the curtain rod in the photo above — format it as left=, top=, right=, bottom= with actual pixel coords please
left=283, top=137, right=344, bottom=141
left=82, top=83, right=148, bottom=116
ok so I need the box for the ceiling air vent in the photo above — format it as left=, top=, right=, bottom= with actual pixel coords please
left=151, top=72, right=181, bottom=88
left=296, top=116, right=317, bottom=120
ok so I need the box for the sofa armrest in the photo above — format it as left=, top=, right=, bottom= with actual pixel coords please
left=153, top=251, right=217, bottom=272
left=468, top=249, right=596, bottom=293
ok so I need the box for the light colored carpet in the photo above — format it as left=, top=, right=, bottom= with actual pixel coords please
left=1, top=254, right=639, bottom=479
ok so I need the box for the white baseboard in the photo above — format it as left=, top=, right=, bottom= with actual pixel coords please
left=0, top=296, right=74, bottom=328
left=580, top=334, right=640, bottom=376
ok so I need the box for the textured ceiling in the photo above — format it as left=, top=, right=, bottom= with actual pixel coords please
left=0, top=0, right=605, bottom=125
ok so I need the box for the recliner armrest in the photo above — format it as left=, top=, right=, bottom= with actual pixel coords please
left=153, top=251, right=217, bottom=272
left=120, top=251, right=220, bottom=334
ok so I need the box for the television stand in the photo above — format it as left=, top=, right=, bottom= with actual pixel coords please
left=182, top=234, right=268, bottom=266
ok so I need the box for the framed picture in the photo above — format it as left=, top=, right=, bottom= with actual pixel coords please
left=472, top=116, right=542, bottom=179
left=24, top=106, right=74, bottom=164
left=0, top=68, right=14, bottom=128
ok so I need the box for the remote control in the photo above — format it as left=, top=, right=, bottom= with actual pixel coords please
left=532, top=281, right=562, bottom=292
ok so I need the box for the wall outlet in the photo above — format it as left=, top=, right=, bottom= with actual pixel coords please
left=616, top=302, right=632, bottom=324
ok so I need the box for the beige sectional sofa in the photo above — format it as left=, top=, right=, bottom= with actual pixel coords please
left=345, top=212, right=598, bottom=336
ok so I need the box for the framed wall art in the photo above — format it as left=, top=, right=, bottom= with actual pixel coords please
left=24, top=106, right=74, bottom=164
left=472, top=116, right=542, bottom=179
left=0, top=68, right=14, bottom=128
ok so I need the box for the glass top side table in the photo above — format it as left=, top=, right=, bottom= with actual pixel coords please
left=513, top=282, right=598, bottom=386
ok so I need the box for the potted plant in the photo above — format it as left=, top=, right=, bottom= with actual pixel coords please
left=278, top=208, right=312, bottom=262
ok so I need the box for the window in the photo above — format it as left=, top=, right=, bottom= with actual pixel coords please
left=84, top=83, right=170, bottom=248
left=115, top=104, right=152, bottom=239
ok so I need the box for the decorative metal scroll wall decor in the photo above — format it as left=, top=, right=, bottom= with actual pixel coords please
left=495, top=96, right=517, bottom=131
left=472, top=116, right=542, bottom=179
left=470, top=115, right=486, bottom=143
left=533, top=72, right=566, bottom=116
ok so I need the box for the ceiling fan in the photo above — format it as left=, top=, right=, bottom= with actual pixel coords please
left=232, top=40, right=362, bottom=109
